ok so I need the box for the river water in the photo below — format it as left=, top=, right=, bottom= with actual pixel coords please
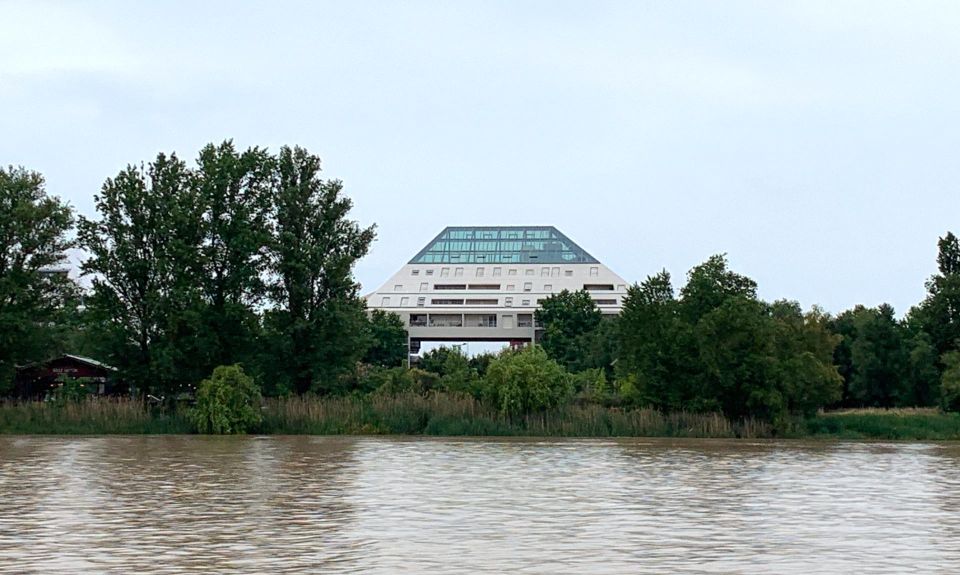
left=1, top=436, right=959, bottom=573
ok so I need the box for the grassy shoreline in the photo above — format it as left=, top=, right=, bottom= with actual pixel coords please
left=2, top=395, right=959, bottom=440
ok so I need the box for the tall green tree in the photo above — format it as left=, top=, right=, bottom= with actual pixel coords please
left=78, top=154, right=203, bottom=394
left=618, top=271, right=693, bottom=410
left=618, top=256, right=840, bottom=421
left=0, top=167, right=77, bottom=390
left=913, top=232, right=960, bottom=356
left=846, top=304, right=909, bottom=407
left=265, top=146, right=375, bottom=394
left=364, top=309, right=407, bottom=367
left=194, top=142, right=272, bottom=372
left=535, top=289, right=602, bottom=372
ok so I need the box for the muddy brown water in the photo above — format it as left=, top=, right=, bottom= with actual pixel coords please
left=1, top=436, right=959, bottom=573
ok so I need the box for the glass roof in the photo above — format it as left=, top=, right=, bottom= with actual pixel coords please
left=409, top=226, right=599, bottom=264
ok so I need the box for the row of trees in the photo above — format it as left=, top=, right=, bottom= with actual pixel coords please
left=3, top=141, right=960, bottom=422
left=0, top=143, right=405, bottom=396
left=530, top=235, right=960, bottom=420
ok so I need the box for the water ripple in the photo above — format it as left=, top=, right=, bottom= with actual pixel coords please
left=1, top=436, right=959, bottom=573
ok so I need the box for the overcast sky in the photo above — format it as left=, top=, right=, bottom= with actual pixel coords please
left=2, top=0, right=958, bottom=316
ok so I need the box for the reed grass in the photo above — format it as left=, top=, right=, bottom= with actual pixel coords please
left=0, top=397, right=191, bottom=434
left=3, top=394, right=958, bottom=439
left=259, top=392, right=775, bottom=438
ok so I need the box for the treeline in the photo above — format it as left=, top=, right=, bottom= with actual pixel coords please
left=529, top=237, right=960, bottom=421
left=1, top=142, right=404, bottom=397
left=3, top=141, right=960, bottom=427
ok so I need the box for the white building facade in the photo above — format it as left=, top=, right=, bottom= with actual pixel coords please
left=365, top=226, right=628, bottom=352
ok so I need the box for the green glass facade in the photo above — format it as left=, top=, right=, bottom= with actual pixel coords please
left=409, top=226, right=599, bottom=264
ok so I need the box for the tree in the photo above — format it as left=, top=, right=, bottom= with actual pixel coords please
left=847, top=305, right=908, bottom=407
left=939, top=351, right=960, bottom=412
left=483, top=346, right=572, bottom=416
left=0, top=167, right=77, bottom=390
left=78, top=153, right=203, bottom=395
left=194, top=142, right=272, bottom=372
left=191, top=364, right=262, bottom=434
left=617, top=258, right=841, bottom=421
left=913, top=232, right=960, bottom=356
left=618, top=271, right=693, bottom=411
left=679, top=254, right=757, bottom=323
left=535, top=289, right=602, bottom=372
left=768, top=302, right=843, bottom=417
left=265, top=146, right=375, bottom=394
left=364, top=309, right=408, bottom=367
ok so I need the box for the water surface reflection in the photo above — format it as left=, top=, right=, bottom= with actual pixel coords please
left=1, top=437, right=959, bottom=573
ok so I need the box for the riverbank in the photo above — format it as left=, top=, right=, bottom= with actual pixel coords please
left=2, top=395, right=959, bottom=439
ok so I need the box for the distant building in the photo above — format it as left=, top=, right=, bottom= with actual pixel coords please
left=365, top=226, right=628, bottom=353
left=13, top=355, right=125, bottom=399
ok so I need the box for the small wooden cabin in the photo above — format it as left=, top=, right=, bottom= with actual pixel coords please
left=13, top=355, right=126, bottom=399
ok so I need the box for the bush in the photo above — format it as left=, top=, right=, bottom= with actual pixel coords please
left=191, top=365, right=262, bottom=434
left=483, top=346, right=573, bottom=416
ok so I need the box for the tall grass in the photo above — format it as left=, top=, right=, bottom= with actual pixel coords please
left=805, top=407, right=960, bottom=440
left=4, top=394, right=957, bottom=439
left=0, top=398, right=192, bottom=434
left=260, top=392, right=775, bottom=438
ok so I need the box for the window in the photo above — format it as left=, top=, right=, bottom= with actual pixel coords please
left=455, top=267, right=464, bottom=277
left=590, top=267, right=599, bottom=277
left=409, top=313, right=427, bottom=326
left=381, top=296, right=391, bottom=306
left=521, top=299, right=531, bottom=306
left=505, top=297, right=513, bottom=307
left=493, top=267, right=502, bottom=277
left=544, top=284, right=553, bottom=291
left=434, top=284, right=466, bottom=290
left=517, top=313, right=533, bottom=328
left=541, top=267, right=550, bottom=277
left=564, top=270, right=573, bottom=277
left=476, top=268, right=485, bottom=277
left=464, top=314, right=497, bottom=328
left=426, top=269, right=434, bottom=276
left=502, top=315, right=514, bottom=329
left=400, top=296, right=410, bottom=307
left=468, top=284, right=500, bottom=290
left=440, top=267, right=450, bottom=278
left=394, top=284, right=403, bottom=291
left=551, top=267, right=560, bottom=277
left=412, top=270, right=420, bottom=276
left=417, top=297, right=425, bottom=307
left=464, top=299, right=498, bottom=305
left=431, top=298, right=465, bottom=305
left=507, top=284, right=515, bottom=291
left=583, top=284, right=614, bottom=291
left=525, top=269, right=535, bottom=276
left=523, top=282, right=532, bottom=292
left=419, top=282, right=428, bottom=292
left=429, top=314, right=463, bottom=327
left=508, top=269, right=518, bottom=276
left=594, top=299, right=618, bottom=306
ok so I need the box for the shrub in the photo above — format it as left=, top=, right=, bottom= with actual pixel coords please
left=483, top=346, right=573, bottom=416
left=191, top=365, right=262, bottom=434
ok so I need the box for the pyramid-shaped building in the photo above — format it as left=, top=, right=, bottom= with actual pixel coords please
left=365, top=226, right=628, bottom=351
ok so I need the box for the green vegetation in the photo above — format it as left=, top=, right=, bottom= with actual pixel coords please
left=191, top=365, right=262, bottom=434
left=4, top=143, right=960, bottom=438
